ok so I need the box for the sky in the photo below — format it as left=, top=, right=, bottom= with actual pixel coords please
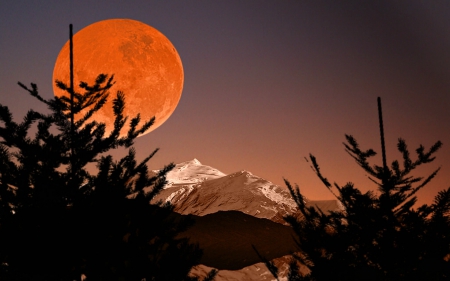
left=1, top=0, right=449, bottom=205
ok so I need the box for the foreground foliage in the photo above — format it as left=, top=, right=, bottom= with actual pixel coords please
left=0, top=74, right=214, bottom=280
left=271, top=133, right=450, bottom=280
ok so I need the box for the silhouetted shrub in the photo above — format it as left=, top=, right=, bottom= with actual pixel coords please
left=272, top=102, right=450, bottom=280
left=0, top=72, right=209, bottom=280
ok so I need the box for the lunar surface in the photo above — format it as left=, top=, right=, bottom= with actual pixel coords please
left=53, top=18, right=183, bottom=136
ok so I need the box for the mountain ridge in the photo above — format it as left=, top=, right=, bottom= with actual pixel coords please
left=152, top=159, right=342, bottom=224
left=150, top=159, right=341, bottom=281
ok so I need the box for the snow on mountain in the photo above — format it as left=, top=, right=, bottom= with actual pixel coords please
left=158, top=158, right=226, bottom=187
left=190, top=255, right=309, bottom=281
left=152, top=159, right=343, bottom=224
left=152, top=160, right=298, bottom=224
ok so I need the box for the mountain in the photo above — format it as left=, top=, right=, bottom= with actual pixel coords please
left=140, top=206, right=304, bottom=281
left=190, top=255, right=309, bottom=281
left=163, top=158, right=226, bottom=186
left=180, top=210, right=298, bottom=270
left=152, top=159, right=298, bottom=225
left=151, top=159, right=342, bottom=280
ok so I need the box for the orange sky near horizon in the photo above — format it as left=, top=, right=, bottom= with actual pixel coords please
left=1, top=1, right=449, bottom=206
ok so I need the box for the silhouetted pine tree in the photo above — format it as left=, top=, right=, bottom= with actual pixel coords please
left=0, top=71, right=212, bottom=279
left=271, top=99, right=450, bottom=280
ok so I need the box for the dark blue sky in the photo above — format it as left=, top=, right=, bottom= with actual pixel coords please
left=1, top=0, right=449, bottom=203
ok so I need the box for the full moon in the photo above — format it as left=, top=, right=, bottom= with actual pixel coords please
left=53, top=18, right=183, bottom=137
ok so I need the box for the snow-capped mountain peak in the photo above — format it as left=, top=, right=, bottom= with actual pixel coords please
left=157, top=159, right=226, bottom=187
left=153, top=159, right=341, bottom=225
left=152, top=160, right=299, bottom=224
left=226, top=170, right=297, bottom=210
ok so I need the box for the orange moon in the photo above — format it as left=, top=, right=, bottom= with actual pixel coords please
left=53, top=19, right=183, bottom=137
